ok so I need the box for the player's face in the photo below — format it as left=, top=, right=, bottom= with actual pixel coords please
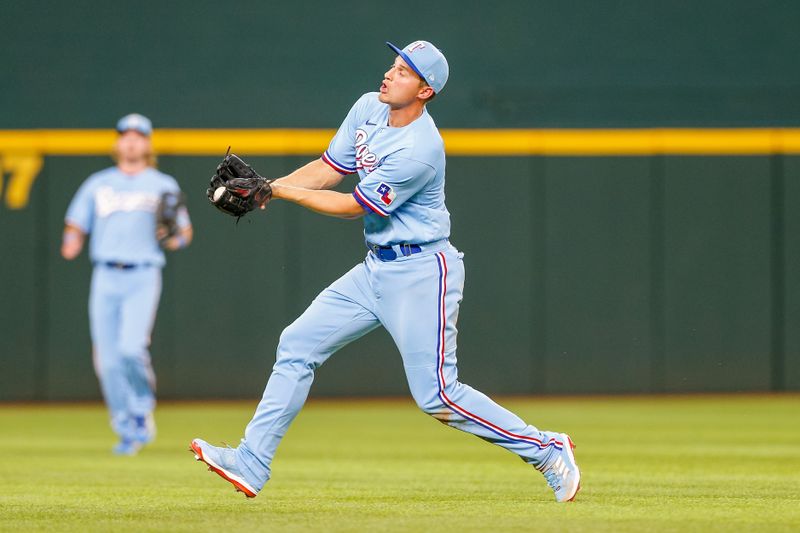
left=379, top=56, right=432, bottom=107
left=115, top=130, right=151, bottom=163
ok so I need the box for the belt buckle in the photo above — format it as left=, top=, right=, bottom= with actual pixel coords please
left=400, top=243, right=421, bottom=257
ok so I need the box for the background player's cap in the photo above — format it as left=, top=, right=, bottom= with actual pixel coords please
left=386, top=40, right=449, bottom=93
left=116, top=113, right=152, bottom=136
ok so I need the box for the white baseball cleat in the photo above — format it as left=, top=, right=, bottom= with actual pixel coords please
left=190, top=438, right=259, bottom=498
left=537, top=433, right=581, bottom=502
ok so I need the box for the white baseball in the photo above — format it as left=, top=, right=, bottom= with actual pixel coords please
left=213, top=186, right=226, bottom=202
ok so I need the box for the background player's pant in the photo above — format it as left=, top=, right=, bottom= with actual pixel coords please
left=236, top=244, right=564, bottom=489
left=90, top=265, right=161, bottom=439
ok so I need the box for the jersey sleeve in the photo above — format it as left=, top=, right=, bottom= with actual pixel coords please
left=164, top=176, right=192, bottom=229
left=352, top=157, right=435, bottom=217
left=321, top=93, right=373, bottom=174
left=176, top=206, right=191, bottom=229
left=64, top=176, right=98, bottom=233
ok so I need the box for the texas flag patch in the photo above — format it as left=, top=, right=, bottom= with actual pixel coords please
left=375, top=182, right=396, bottom=206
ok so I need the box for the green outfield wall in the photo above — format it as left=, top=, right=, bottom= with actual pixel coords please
left=1, top=1, right=798, bottom=399
left=1, top=153, right=798, bottom=399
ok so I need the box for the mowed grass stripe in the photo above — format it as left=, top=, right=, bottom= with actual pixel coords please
left=0, top=395, right=798, bottom=532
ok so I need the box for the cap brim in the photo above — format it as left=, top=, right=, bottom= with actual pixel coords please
left=386, top=42, right=428, bottom=87
left=117, top=128, right=150, bottom=136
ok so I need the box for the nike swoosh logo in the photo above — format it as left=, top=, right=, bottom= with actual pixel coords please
left=366, top=120, right=377, bottom=126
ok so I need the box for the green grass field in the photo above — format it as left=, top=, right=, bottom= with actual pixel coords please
left=1, top=395, right=798, bottom=532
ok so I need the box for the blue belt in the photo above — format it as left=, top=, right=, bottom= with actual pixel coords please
left=367, top=242, right=422, bottom=261
left=97, top=261, right=152, bottom=270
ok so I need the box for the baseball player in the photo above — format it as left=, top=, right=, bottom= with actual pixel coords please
left=193, top=41, right=580, bottom=502
left=62, top=114, right=193, bottom=455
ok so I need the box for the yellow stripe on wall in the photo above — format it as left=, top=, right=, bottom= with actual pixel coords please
left=1, top=128, right=800, bottom=156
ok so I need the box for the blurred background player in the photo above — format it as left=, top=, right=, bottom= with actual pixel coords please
left=192, top=41, right=580, bottom=502
left=61, top=113, right=193, bottom=455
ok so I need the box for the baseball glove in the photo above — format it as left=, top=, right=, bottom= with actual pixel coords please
left=207, top=150, right=272, bottom=218
left=156, top=191, right=186, bottom=246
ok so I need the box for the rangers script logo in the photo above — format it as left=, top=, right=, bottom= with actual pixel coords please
left=354, top=129, right=384, bottom=173
left=94, top=186, right=159, bottom=218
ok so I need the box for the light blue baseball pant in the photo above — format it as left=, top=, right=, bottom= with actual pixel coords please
left=234, top=242, right=565, bottom=490
left=89, top=265, right=160, bottom=440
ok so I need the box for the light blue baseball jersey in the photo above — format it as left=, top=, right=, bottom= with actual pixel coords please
left=65, top=166, right=190, bottom=266
left=322, top=92, right=450, bottom=246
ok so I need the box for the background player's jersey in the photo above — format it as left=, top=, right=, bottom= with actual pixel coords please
left=323, top=92, right=450, bottom=246
left=65, top=166, right=190, bottom=266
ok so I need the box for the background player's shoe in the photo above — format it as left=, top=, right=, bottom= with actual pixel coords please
left=112, top=438, right=142, bottom=456
left=537, top=433, right=581, bottom=502
left=190, top=438, right=259, bottom=498
left=133, top=413, right=156, bottom=445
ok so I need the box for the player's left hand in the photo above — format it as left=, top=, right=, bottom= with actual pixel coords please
left=207, top=150, right=272, bottom=218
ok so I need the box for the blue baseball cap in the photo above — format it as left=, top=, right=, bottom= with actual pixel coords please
left=386, top=40, right=449, bottom=93
left=116, top=113, right=152, bottom=136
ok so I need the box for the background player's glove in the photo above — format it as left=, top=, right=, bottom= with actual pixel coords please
left=156, top=191, right=186, bottom=247
left=207, top=150, right=272, bottom=218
